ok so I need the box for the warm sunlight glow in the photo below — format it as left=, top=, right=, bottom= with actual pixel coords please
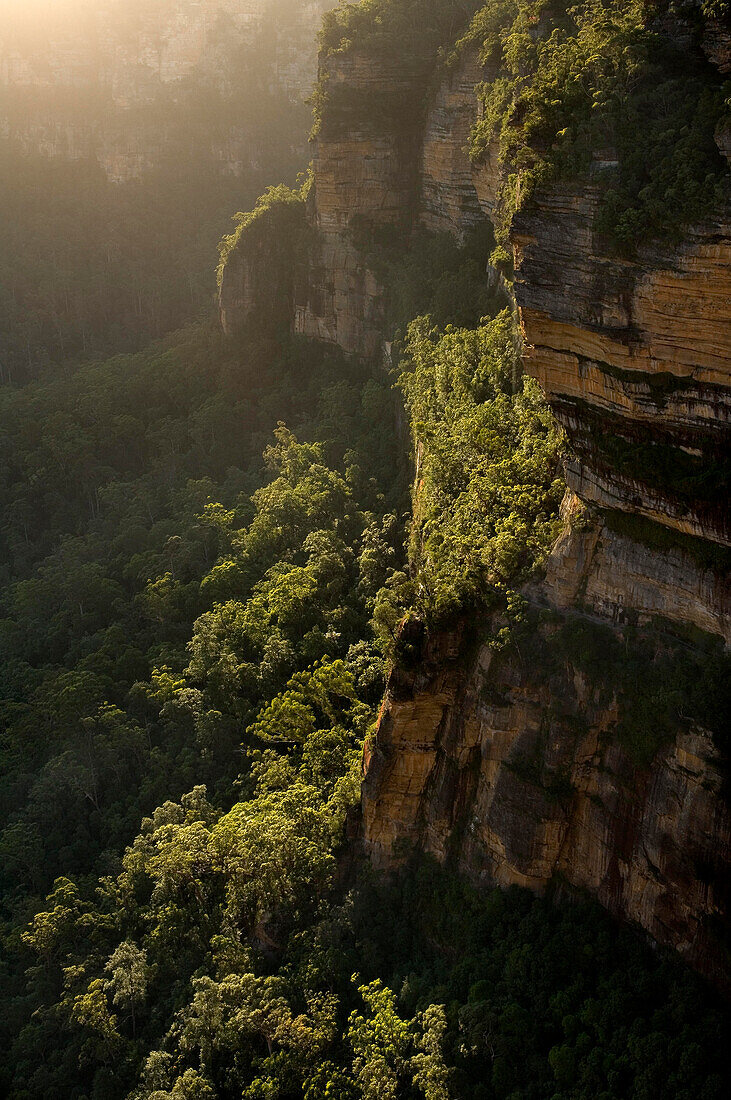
left=1, top=1, right=97, bottom=41
left=1, top=0, right=95, bottom=21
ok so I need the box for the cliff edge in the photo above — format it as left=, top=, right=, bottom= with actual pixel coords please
left=219, top=0, right=731, bottom=987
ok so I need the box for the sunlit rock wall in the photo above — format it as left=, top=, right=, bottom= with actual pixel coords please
left=219, top=3, right=731, bottom=986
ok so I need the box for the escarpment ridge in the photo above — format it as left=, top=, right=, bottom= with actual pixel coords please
left=219, top=0, right=731, bottom=988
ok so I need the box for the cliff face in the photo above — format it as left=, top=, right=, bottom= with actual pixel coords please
left=363, top=625, right=729, bottom=980
left=362, top=502, right=731, bottom=987
left=221, top=40, right=506, bottom=350
left=513, top=188, right=731, bottom=548
left=221, top=9, right=731, bottom=985
left=290, top=42, right=507, bottom=352
left=294, top=44, right=434, bottom=354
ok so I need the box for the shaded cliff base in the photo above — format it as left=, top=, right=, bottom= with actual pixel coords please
left=363, top=496, right=731, bottom=991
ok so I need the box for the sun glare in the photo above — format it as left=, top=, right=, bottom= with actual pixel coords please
left=1, top=0, right=96, bottom=35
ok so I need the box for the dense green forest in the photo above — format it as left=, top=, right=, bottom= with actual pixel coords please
left=3, top=283, right=728, bottom=1100
left=1, top=1, right=730, bottom=1097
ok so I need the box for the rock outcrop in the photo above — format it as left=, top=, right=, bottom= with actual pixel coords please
left=293, top=41, right=436, bottom=353
left=363, top=614, right=730, bottom=988
left=219, top=190, right=310, bottom=337
left=513, top=188, right=731, bottom=548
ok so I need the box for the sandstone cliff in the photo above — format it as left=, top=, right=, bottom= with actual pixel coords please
left=362, top=501, right=731, bottom=988
left=220, top=4, right=731, bottom=986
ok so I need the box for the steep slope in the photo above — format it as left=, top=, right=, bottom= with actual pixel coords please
left=219, top=0, right=731, bottom=987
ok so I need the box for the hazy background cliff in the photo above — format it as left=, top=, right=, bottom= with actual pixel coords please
left=0, top=0, right=334, bottom=380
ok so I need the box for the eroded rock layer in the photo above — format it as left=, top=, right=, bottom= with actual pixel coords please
left=513, top=189, right=731, bottom=547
